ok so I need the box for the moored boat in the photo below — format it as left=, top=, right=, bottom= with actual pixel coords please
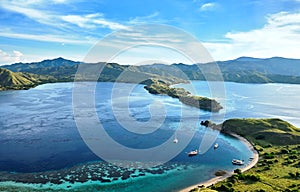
left=188, top=150, right=198, bottom=157
left=232, top=159, right=244, bottom=165
left=214, top=143, right=219, bottom=149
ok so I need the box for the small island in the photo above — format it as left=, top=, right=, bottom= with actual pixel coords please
left=144, top=79, right=223, bottom=112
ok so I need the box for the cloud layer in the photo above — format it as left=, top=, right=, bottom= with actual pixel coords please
left=204, top=11, right=300, bottom=60
left=0, top=50, right=24, bottom=65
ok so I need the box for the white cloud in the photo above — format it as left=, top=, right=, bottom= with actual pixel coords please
left=0, top=32, right=96, bottom=45
left=129, top=12, right=161, bottom=24
left=52, top=0, right=68, bottom=3
left=0, top=0, right=128, bottom=48
left=0, top=50, right=24, bottom=65
left=0, top=0, right=127, bottom=30
left=200, top=2, right=218, bottom=12
left=203, top=11, right=300, bottom=60
left=61, top=14, right=127, bottom=30
left=61, top=15, right=96, bottom=29
left=13, top=50, right=23, bottom=58
left=0, top=2, right=56, bottom=26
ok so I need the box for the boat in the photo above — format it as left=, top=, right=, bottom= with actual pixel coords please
left=214, top=143, right=219, bottom=149
left=188, top=150, right=198, bottom=157
left=232, top=159, right=244, bottom=165
left=173, top=132, right=178, bottom=143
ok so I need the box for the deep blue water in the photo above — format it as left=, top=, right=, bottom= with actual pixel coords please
left=1, top=81, right=298, bottom=191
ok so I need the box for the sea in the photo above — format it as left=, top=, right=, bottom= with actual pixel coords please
left=0, top=81, right=299, bottom=191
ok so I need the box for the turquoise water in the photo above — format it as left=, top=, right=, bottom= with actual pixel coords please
left=2, top=81, right=297, bottom=191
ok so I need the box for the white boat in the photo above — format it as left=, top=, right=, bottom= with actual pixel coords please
left=173, top=132, right=178, bottom=143
left=214, top=143, right=219, bottom=149
left=232, top=159, right=244, bottom=165
left=188, top=150, right=198, bottom=156
left=173, top=138, right=178, bottom=143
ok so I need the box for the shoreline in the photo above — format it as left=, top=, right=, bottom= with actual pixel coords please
left=179, top=132, right=259, bottom=192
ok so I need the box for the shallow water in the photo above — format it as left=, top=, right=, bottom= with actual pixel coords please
left=2, top=81, right=296, bottom=191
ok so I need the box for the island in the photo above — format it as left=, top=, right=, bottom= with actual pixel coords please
left=143, top=79, right=223, bottom=112
left=186, top=118, right=300, bottom=192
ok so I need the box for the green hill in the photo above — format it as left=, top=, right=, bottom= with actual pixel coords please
left=0, top=68, right=54, bottom=90
left=221, top=118, right=300, bottom=146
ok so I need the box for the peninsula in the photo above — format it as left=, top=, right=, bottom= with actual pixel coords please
left=144, top=79, right=223, bottom=112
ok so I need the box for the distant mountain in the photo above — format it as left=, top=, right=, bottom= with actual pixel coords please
left=217, top=57, right=300, bottom=76
left=3, top=57, right=80, bottom=73
left=1, top=58, right=185, bottom=87
left=0, top=68, right=55, bottom=90
left=136, top=57, right=300, bottom=83
left=2, top=56, right=300, bottom=88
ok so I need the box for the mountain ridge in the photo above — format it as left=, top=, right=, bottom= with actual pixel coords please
left=1, top=56, right=300, bottom=91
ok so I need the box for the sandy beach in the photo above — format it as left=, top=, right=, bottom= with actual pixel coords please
left=179, top=133, right=259, bottom=192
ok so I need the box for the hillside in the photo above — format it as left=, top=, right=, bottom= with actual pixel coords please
left=0, top=68, right=55, bottom=90
left=190, top=118, right=300, bottom=192
left=221, top=118, right=300, bottom=146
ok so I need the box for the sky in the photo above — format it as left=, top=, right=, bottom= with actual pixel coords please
left=0, top=0, right=300, bottom=65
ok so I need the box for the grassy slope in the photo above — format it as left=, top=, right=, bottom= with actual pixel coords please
left=0, top=68, right=55, bottom=90
left=192, top=118, right=300, bottom=192
left=222, top=118, right=300, bottom=146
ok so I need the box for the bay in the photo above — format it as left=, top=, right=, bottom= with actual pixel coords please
left=1, top=81, right=297, bottom=191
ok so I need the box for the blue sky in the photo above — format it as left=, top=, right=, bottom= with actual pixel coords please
left=0, top=0, right=300, bottom=65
